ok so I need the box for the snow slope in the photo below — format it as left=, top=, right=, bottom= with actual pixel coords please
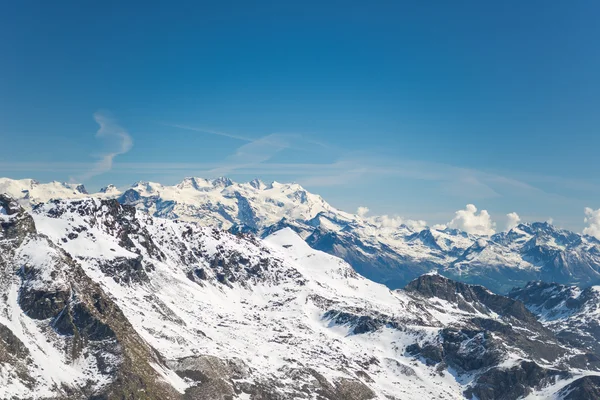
left=27, top=199, right=464, bottom=399
left=2, top=196, right=599, bottom=398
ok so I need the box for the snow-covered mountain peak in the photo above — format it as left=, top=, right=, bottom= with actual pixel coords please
left=175, top=177, right=206, bottom=190
left=174, top=176, right=234, bottom=191
left=512, top=222, right=581, bottom=245
left=130, top=180, right=164, bottom=195
left=248, top=178, right=269, bottom=190
left=0, top=178, right=89, bottom=205
left=99, top=184, right=120, bottom=194
left=211, top=176, right=234, bottom=187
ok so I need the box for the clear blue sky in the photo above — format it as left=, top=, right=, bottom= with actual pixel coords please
left=1, top=1, right=599, bottom=230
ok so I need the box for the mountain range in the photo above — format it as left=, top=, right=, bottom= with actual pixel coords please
left=2, top=191, right=600, bottom=399
left=2, top=177, right=600, bottom=294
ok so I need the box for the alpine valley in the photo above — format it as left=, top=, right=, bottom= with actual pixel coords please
left=1, top=177, right=600, bottom=399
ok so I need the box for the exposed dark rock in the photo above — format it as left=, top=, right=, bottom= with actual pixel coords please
left=464, top=361, right=570, bottom=400
left=235, top=191, right=258, bottom=230
left=0, top=323, right=35, bottom=391
left=99, top=255, right=150, bottom=285
left=405, top=274, right=540, bottom=327
left=406, top=343, right=443, bottom=366
left=170, top=355, right=251, bottom=400
left=323, top=305, right=435, bottom=335
left=53, top=298, right=116, bottom=341
left=2, top=199, right=180, bottom=399
left=440, top=328, right=502, bottom=372
left=117, top=188, right=141, bottom=204
left=0, top=322, right=29, bottom=360
left=510, top=281, right=600, bottom=360
left=18, top=287, right=70, bottom=320
left=559, top=375, right=600, bottom=399
left=187, top=267, right=208, bottom=282
left=333, top=377, right=376, bottom=400
left=566, top=353, right=600, bottom=371
left=0, top=194, right=37, bottom=244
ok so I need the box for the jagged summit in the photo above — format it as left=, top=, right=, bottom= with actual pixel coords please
left=248, top=177, right=271, bottom=190
left=99, top=184, right=119, bottom=194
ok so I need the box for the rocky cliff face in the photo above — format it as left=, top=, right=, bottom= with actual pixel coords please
left=0, top=195, right=179, bottom=400
left=510, top=281, right=600, bottom=365
left=403, top=274, right=600, bottom=399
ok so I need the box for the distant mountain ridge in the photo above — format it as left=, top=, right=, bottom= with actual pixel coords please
left=3, top=176, right=600, bottom=293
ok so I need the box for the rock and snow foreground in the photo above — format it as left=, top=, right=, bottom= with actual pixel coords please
left=3, top=177, right=600, bottom=295
left=1, top=194, right=600, bottom=399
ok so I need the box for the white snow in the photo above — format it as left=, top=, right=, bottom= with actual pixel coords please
left=1, top=182, right=600, bottom=398
left=12, top=200, right=471, bottom=398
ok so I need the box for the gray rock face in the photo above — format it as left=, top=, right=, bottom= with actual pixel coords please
left=0, top=194, right=36, bottom=245
left=405, top=274, right=542, bottom=327
left=510, top=281, right=600, bottom=356
left=0, top=323, right=29, bottom=360
left=0, top=196, right=180, bottom=400
left=18, top=286, right=71, bottom=320
left=168, top=355, right=375, bottom=400
left=464, top=361, right=570, bottom=400
left=402, top=275, right=597, bottom=398
left=559, top=375, right=600, bottom=399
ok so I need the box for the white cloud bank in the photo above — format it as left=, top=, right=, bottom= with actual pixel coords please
left=356, top=206, right=370, bottom=218
left=583, top=207, right=600, bottom=239
left=448, top=204, right=496, bottom=235
left=506, top=212, right=521, bottom=231
left=356, top=206, right=427, bottom=231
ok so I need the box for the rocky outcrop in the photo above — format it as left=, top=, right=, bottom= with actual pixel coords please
left=405, top=274, right=545, bottom=331
left=0, top=194, right=36, bottom=245
left=0, top=196, right=180, bottom=399
left=510, top=281, right=600, bottom=359
left=559, top=375, right=600, bottom=399
left=404, top=275, right=576, bottom=397
left=464, top=361, right=570, bottom=400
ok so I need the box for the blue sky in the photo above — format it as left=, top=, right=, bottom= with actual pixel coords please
left=1, top=1, right=600, bottom=231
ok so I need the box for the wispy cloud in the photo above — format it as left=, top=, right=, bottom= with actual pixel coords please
left=4, top=150, right=595, bottom=208
left=3, top=119, right=597, bottom=225
left=166, top=124, right=255, bottom=142
left=166, top=123, right=337, bottom=152
left=207, top=133, right=292, bottom=176
left=76, top=111, right=133, bottom=181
